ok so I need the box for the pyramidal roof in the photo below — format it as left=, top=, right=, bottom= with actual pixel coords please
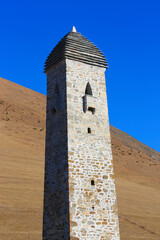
left=44, top=27, right=108, bottom=72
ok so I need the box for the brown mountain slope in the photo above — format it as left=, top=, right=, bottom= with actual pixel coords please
left=0, top=77, right=160, bottom=240
left=111, top=125, right=160, bottom=239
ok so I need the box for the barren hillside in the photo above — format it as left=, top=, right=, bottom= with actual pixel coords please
left=0, top=77, right=160, bottom=240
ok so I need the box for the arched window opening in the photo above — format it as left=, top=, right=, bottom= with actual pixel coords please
left=88, top=128, right=91, bottom=133
left=55, top=83, right=59, bottom=95
left=85, top=82, right=92, bottom=95
left=51, top=83, right=60, bottom=115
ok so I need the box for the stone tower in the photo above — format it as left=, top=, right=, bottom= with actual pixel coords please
left=43, top=27, right=120, bottom=240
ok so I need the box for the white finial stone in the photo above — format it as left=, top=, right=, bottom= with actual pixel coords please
left=71, top=26, right=77, bottom=32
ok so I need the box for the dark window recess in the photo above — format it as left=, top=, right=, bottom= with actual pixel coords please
left=52, top=108, right=57, bottom=115
left=88, top=107, right=95, bottom=114
left=92, top=206, right=94, bottom=210
left=85, top=82, right=92, bottom=95
left=88, top=128, right=91, bottom=133
left=91, top=180, right=95, bottom=186
left=55, top=83, right=59, bottom=95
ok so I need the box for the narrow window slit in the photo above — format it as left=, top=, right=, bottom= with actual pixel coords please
left=55, top=83, right=59, bottom=95
left=91, top=180, right=95, bottom=186
left=88, top=128, right=91, bottom=133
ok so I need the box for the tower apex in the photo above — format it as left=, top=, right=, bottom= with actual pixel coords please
left=71, top=26, right=77, bottom=32
left=44, top=28, right=108, bottom=72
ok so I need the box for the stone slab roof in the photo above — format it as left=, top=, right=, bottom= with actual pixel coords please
left=44, top=29, right=108, bottom=72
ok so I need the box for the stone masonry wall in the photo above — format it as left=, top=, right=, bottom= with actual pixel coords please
left=43, top=59, right=120, bottom=240
left=66, top=59, right=120, bottom=240
left=43, top=60, right=70, bottom=240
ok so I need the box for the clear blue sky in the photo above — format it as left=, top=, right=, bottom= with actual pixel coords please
left=0, top=0, right=160, bottom=151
